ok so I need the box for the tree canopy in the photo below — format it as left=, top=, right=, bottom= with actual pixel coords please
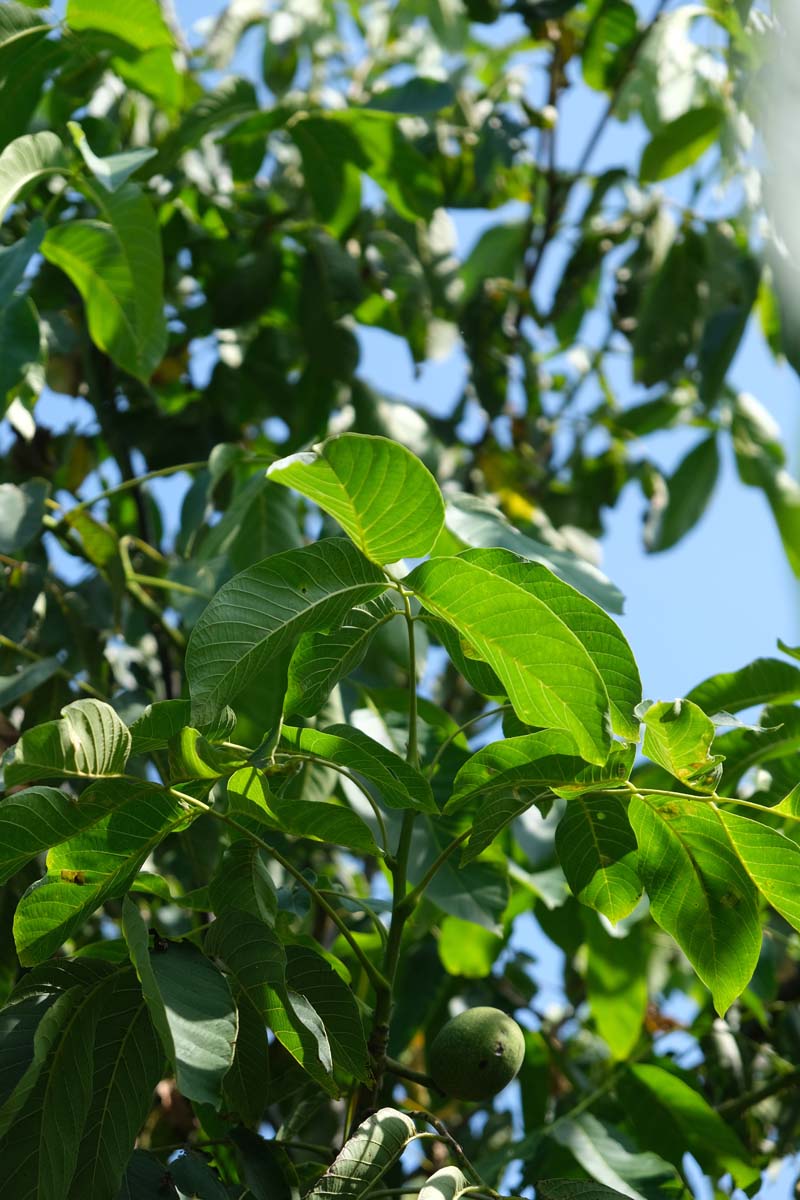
left=1, top=2, right=799, bottom=1200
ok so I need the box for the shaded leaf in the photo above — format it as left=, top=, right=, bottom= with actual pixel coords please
left=122, top=899, right=237, bottom=1109
left=646, top=437, right=719, bottom=553
left=0, top=131, right=68, bottom=224
left=186, top=539, right=388, bottom=725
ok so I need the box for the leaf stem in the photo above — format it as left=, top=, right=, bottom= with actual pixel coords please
left=425, top=705, right=512, bottom=779
left=717, top=1067, right=800, bottom=1117
left=274, top=751, right=389, bottom=850
left=384, top=1056, right=441, bottom=1093
left=403, top=830, right=470, bottom=909
left=57, top=460, right=208, bottom=522
left=167, top=787, right=390, bottom=994
left=0, top=633, right=108, bottom=700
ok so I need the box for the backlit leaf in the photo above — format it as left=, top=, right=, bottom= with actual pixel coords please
left=268, top=434, right=445, bottom=565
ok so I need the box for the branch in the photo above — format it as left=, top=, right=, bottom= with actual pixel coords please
left=718, top=1068, right=800, bottom=1118
left=573, top=0, right=669, bottom=180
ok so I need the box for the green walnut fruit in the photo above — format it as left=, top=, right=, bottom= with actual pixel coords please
left=428, top=1007, right=525, bottom=1101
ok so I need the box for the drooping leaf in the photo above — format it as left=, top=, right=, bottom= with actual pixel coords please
left=556, top=793, right=642, bottom=922
left=268, top=434, right=445, bottom=564
left=640, top=699, right=722, bottom=792
left=0, top=960, right=163, bottom=1200
left=186, top=539, right=388, bottom=725
left=304, top=1107, right=418, bottom=1200
left=0, top=479, right=48, bottom=552
left=13, top=783, right=188, bottom=964
left=0, top=656, right=60, bottom=709
left=617, top=1063, right=758, bottom=1187
left=2, top=698, right=131, bottom=787
left=584, top=914, right=648, bottom=1058
left=717, top=808, right=800, bottom=933
left=640, top=107, right=724, bottom=182
left=285, top=944, right=371, bottom=1082
left=441, top=491, right=625, bottom=614
left=205, top=911, right=337, bottom=1095
left=407, top=556, right=613, bottom=763
left=284, top=595, right=396, bottom=717
left=459, top=548, right=641, bottom=739
left=646, top=437, right=719, bottom=553
left=208, top=838, right=278, bottom=924
left=629, top=793, right=761, bottom=1013
left=0, top=216, right=44, bottom=305
left=0, top=131, right=68, bottom=224
left=122, top=898, right=237, bottom=1109
left=0, top=295, right=41, bottom=401
left=42, top=182, right=167, bottom=381
left=279, top=724, right=435, bottom=813
left=687, top=655, right=800, bottom=715
left=549, top=1112, right=676, bottom=1200
left=68, top=122, right=156, bottom=192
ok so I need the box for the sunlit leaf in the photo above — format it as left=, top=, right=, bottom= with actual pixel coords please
left=629, top=793, right=761, bottom=1014
left=0, top=131, right=67, bottom=224
left=2, top=698, right=131, bottom=787
left=557, top=793, right=642, bottom=922
left=268, top=434, right=445, bottom=564
left=304, top=1108, right=418, bottom=1200
left=640, top=699, right=722, bottom=792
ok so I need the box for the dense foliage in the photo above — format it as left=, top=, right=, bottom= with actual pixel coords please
left=1, top=1, right=799, bottom=1199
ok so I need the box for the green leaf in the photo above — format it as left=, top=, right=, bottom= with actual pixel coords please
left=538, top=1183, right=635, bottom=1200
left=584, top=915, right=648, bottom=1058
left=205, top=911, right=337, bottom=1095
left=13, top=783, right=188, bottom=964
left=0, top=479, right=48, bottom=553
left=460, top=548, right=641, bottom=739
left=186, top=539, right=388, bottom=726
left=228, top=767, right=380, bottom=854
left=116, top=1149, right=170, bottom=1199
left=66, top=0, right=174, bottom=50
left=208, top=839, right=278, bottom=924
left=168, top=1152, right=229, bottom=1200
left=0, top=131, right=68, bottom=224
left=438, top=916, right=502, bottom=978
left=128, top=699, right=237, bottom=755
left=632, top=229, right=706, bottom=386
left=617, top=1063, right=758, bottom=1187
left=448, top=731, right=633, bottom=865
left=304, top=1107, right=418, bottom=1200
left=290, top=110, right=441, bottom=223
left=0, top=295, right=41, bottom=402
left=582, top=0, right=637, bottom=91
left=68, top=122, right=156, bottom=192
left=556, top=794, right=642, bottom=922
left=408, top=818, right=509, bottom=928
left=629, top=793, right=761, bottom=1014
left=717, top=809, right=800, bottom=933
left=42, top=182, right=167, bottom=382
left=0, top=656, right=60, bottom=709
left=280, top=724, right=435, bottom=813
left=0, top=960, right=162, bottom=1200
left=2, top=698, right=131, bottom=787
left=222, top=988, right=271, bottom=1126
left=550, top=1113, right=676, bottom=1200
left=441, top=491, right=625, bottom=614
left=687, top=656, right=800, bottom=715
left=285, top=944, right=371, bottom=1082
left=646, top=437, right=719, bottom=552
left=268, top=434, right=445, bottom=565
left=732, top=393, right=800, bottom=578
left=641, top=699, right=722, bottom=792
left=285, top=595, right=396, bottom=717
left=407, top=556, right=613, bottom=763
left=0, top=217, right=44, bottom=305
left=122, top=899, right=237, bottom=1109
left=419, top=1167, right=473, bottom=1200
left=459, top=222, right=528, bottom=301
left=640, top=107, right=724, bottom=182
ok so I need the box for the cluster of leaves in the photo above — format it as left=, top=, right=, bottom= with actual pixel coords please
left=1, top=2, right=800, bottom=1200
